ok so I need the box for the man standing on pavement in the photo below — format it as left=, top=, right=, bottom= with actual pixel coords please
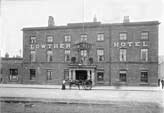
left=161, top=79, right=164, bottom=89
left=158, top=79, right=160, bottom=86
left=62, top=79, right=66, bottom=90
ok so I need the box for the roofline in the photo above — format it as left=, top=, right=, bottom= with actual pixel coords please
left=22, top=21, right=160, bottom=31
left=1, top=57, right=23, bottom=60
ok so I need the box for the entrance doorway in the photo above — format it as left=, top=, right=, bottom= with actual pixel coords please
left=76, top=70, right=87, bottom=81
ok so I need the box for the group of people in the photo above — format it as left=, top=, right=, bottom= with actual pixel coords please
left=158, top=79, right=164, bottom=89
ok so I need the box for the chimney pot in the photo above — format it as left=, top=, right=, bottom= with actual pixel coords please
left=123, top=16, right=130, bottom=23
left=48, top=16, right=55, bottom=27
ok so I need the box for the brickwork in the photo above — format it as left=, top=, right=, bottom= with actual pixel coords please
left=21, top=20, right=159, bottom=86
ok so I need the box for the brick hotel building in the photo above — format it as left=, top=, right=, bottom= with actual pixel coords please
left=21, top=16, right=159, bottom=86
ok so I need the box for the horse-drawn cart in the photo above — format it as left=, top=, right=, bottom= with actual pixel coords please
left=67, top=79, right=92, bottom=90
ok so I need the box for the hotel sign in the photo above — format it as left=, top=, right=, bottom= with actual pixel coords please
left=30, top=43, right=71, bottom=49
left=113, top=41, right=148, bottom=48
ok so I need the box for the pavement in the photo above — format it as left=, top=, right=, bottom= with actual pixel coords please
left=0, top=84, right=163, bottom=113
left=1, top=84, right=163, bottom=113
left=0, top=83, right=163, bottom=91
left=0, top=84, right=163, bottom=104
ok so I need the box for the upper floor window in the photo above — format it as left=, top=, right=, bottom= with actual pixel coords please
left=47, top=36, right=53, bottom=43
left=140, top=71, right=148, bottom=83
left=119, top=33, right=127, bottom=40
left=80, top=34, right=87, bottom=41
left=141, top=49, right=148, bottom=62
left=97, top=49, right=104, bottom=62
left=30, top=69, right=36, bottom=80
left=30, top=50, right=36, bottom=62
left=30, top=36, right=36, bottom=44
left=47, top=70, right=52, bottom=80
left=64, top=35, right=71, bottom=42
left=119, top=70, right=127, bottom=82
left=120, top=49, right=126, bottom=62
left=64, top=50, right=71, bottom=62
left=47, top=50, right=53, bottom=62
left=141, top=31, right=149, bottom=40
left=80, top=50, right=87, bottom=57
left=97, top=33, right=104, bottom=41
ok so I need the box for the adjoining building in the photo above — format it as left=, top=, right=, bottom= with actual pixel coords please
left=21, top=16, right=159, bottom=86
left=1, top=57, right=23, bottom=84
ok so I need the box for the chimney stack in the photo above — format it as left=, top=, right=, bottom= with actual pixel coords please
left=93, top=15, right=97, bottom=22
left=48, top=16, right=55, bottom=27
left=123, top=16, right=130, bottom=23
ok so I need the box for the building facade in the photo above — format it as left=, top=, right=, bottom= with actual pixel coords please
left=22, top=17, right=159, bottom=86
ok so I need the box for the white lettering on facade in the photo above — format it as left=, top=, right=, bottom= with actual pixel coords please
left=127, top=42, right=133, bottom=47
left=54, top=44, right=59, bottom=48
left=113, top=41, right=148, bottom=48
left=65, top=43, right=71, bottom=48
left=48, top=44, right=52, bottom=49
left=113, top=42, right=119, bottom=47
left=143, top=41, right=148, bottom=46
left=120, top=42, right=126, bottom=47
left=30, top=45, right=34, bottom=49
left=60, top=43, right=64, bottom=48
left=135, top=42, right=140, bottom=46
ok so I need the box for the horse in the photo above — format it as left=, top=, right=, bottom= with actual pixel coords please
left=68, top=80, right=82, bottom=89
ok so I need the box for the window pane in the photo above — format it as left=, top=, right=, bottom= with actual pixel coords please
left=97, top=49, right=104, bottom=62
left=80, top=34, right=87, bottom=41
left=47, top=70, right=52, bottom=80
left=97, top=72, right=104, bottom=81
left=9, top=69, right=18, bottom=80
left=64, top=50, right=70, bottom=54
left=64, top=35, right=71, bottom=42
left=97, top=33, right=104, bottom=41
left=120, top=49, right=126, bottom=62
left=30, top=69, right=36, bottom=80
left=120, top=33, right=127, bottom=40
left=47, top=36, right=53, bottom=43
left=47, top=51, right=53, bottom=62
left=141, top=32, right=148, bottom=40
left=65, top=55, right=70, bottom=62
left=30, top=51, right=36, bottom=62
left=64, top=50, right=70, bottom=62
left=30, top=36, right=36, bottom=44
left=141, top=49, right=148, bottom=61
left=120, top=70, right=127, bottom=82
left=141, top=71, right=148, bottom=83
left=80, top=50, right=87, bottom=57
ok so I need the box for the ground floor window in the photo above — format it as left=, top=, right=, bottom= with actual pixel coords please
left=119, top=70, right=127, bottom=82
left=30, top=69, right=36, bottom=80
left=140, top=71, right=148, bottom=83
left=47, top=70, right=52, bottom=80
left=64, top=69, right=69, bottom=80
left=97, top=71, right=104, bottom=81
left=9, top=69, right=18, bottom=81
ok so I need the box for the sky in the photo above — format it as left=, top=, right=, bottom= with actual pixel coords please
left=0, top=0, right=164, bottom=57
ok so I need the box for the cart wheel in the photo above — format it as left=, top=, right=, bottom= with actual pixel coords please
left=84, top=81, right=92, bottom=90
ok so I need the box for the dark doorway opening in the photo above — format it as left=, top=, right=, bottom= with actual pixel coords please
left=76, top=70, right=87, bottom=81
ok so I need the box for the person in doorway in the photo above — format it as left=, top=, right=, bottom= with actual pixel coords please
left=61, top=79, right=66, bottom=90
